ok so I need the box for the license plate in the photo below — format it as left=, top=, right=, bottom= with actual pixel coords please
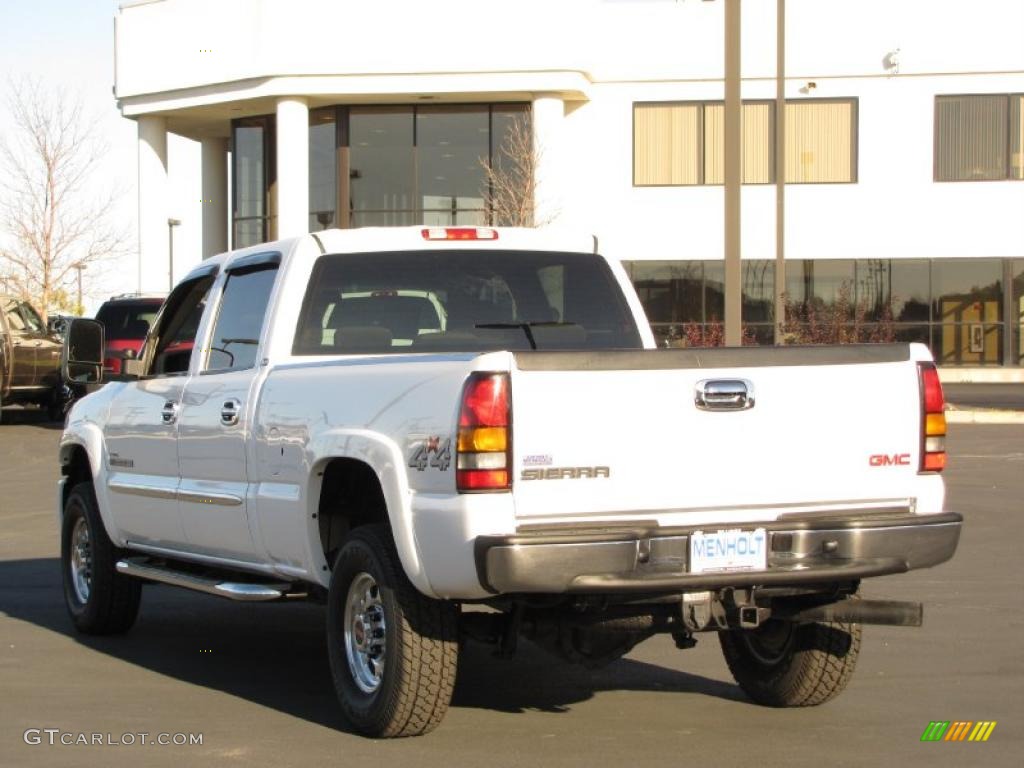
left=689, top=528, right=767, bottom=574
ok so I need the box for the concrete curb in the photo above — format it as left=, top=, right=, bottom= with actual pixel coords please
left=946, top=408, right=1024, bottom=425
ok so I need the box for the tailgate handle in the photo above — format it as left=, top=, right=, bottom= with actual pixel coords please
left=695, top=379, right=755, bottom=411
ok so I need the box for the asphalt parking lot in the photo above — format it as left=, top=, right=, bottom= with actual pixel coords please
left=0, top=411, right=1021, bottom=767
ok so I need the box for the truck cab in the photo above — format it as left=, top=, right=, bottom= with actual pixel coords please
left=0, top=295, right=64, bottom=421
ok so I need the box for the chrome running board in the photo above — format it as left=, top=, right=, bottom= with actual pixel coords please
left=116, top=557, right=304, bottom=602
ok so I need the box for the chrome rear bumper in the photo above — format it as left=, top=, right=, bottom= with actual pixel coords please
left=474, top=510, right=962, bottom=594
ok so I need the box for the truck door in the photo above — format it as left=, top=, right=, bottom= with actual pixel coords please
left=16, top=301, right=61, bottom=388
left=1, top=298, right=38, bottom=387
left=104, top=271, right=215, bottom=548
left=175, top=255, right=279, bottom=562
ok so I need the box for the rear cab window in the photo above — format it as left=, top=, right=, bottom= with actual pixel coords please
left=293, top=250, right=642, bottom=354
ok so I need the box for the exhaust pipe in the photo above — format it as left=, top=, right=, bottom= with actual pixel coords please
left=780, top=598, right=923, bottom=627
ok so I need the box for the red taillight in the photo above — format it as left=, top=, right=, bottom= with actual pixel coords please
left=421, top=227, right=498, bottom=241
left=456, top=373, right=511, bottom=492
left=918, top=362, right=947, bottom=473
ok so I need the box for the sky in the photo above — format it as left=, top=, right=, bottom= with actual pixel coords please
left=0, top=0, right=200, bottom=315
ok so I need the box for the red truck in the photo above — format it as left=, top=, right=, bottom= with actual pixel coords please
left=94, top=294, right=165, bottom=374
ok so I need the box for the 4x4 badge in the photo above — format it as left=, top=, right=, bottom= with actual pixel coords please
left=408, top=436, right=452, bottom=472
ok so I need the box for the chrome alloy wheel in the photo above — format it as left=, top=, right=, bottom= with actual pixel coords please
left=344, top=572, right=387, bottom=693
left=69, top=517, right=93, bottom=604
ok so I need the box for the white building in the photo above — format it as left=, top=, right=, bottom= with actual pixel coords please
left=115, top=0, right=1024, bottom=366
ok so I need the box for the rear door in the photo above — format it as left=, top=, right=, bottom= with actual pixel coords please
left=509, top=347, right=923, bottom=526
left=175, top=255, right=279, bottom=562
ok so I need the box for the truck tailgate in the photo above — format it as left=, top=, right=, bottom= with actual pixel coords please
left=509, top=345, right=930, bottom=525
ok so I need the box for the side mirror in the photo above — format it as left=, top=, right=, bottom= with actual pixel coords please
left=61, top=318, right=105, bottom=385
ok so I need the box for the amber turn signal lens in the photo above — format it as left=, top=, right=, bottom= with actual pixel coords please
left=925, top=412, right=947, bottom=436
left=457, top=427, right=507, bottom=453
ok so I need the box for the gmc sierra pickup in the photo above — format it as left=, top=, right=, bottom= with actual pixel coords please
left=57, top=226, right=962, bottom=737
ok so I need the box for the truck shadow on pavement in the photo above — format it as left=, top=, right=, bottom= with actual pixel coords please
left=0, top=407, right=63, bottom=429
left=0, top=557, right=743, bottom=731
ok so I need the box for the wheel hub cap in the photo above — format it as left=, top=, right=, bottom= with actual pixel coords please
left=70, top=517, right=93, bottom=604
left=343, top=572, right=386, bottom=693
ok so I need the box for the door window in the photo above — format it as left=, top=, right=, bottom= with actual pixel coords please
left=143, top=276, right=215, bottom=377
left=204, top=266, right=278, bottom=372
left=3, top=299, right=27, bottom=331
left=18, top=302, right=45, bottom=333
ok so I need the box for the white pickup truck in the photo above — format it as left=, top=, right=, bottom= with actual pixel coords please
left=57, top=226, right=962, bottom=737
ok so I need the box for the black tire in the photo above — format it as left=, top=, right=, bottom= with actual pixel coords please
left=61, top=482, right=141, bottom=634
left=327, top=524, right=458, bottom=737
left=719, top=617, right=862, bottom=707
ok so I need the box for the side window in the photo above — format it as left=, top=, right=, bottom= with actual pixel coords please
left=145, top=276, right=215, bottom=377
left=204, top=266, right=278, bottom=373
left=19, top=303, right=44, bottom=333
left=4, top=299, right=27, bottom=331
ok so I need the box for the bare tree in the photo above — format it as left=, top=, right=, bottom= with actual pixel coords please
left=0, top=77, right=126, bottom=318
left=480, top=115, right=556, bottom=228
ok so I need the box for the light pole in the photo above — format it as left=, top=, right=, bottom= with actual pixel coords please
left=774, top=0, right=787, bottom=345
left=167, top=218, right=182, bottom=291
left=73, top=262, right=86, bottom=314
left=723, top=0, right=742, bottom=346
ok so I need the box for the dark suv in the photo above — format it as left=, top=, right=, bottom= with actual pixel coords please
left=94, top=294, right=165, bottom=374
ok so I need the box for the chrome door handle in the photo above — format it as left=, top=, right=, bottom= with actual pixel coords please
left=695, top=379, right=755, bottom=411
left=161, top=400, right=178, bottom=425
left=220, top=399, right=242, bottom=426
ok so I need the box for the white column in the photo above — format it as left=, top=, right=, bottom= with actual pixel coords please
left=137, top=115, right=168, bottom=292
left=201, top=137, right=229, bottom=258
left=275, top=96, right=309, bottom=240
left=531, top=94, right=564, bottom=227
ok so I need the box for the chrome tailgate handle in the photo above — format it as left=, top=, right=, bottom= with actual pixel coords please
left=695, top=379, right=755, bottom=411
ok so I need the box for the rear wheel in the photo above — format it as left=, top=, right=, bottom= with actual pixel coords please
left=61, top=482, right=141, bottom=634
left=719, top=617, right=862, bottom=707
left=327, top=524, right=459, bottom=737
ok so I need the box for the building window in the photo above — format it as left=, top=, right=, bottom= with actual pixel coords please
left=626, top=260, right=776, bottom=345
left=309, top=108, right=338, bottom=232
left=935, top=94, right=1024, bottom=181
left=231, top=115, right=275, bottom=249
left=300, top=103, right=529, bottom=230
left=623, top=257, right=1014, bottom=365
left=785, top=100, right=857, bottom=183
left=633, top=98, right=857, bottom=186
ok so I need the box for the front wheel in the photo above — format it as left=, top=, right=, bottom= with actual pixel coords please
left=327, top=524, right=459, bottom=737
left=61, top=482, right=142, bottom=634
left=719, top=617, right=862, bottom=707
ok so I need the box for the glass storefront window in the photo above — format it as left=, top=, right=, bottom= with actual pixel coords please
left=742, top=261, right=774, bottom=322
left=349, top=107, right=416, bottom=228
left=232, top=116, right=273, bottom=249
left=891, top=260, right=931, bottom=322
left=785, top=260, right=855, bottom=319
left=309, top=109, right=337, bottom=232
left=627, top=257, right=1018, bottom=364
left=629, top=261, right=703, bottom=323
left=417, top=106, right=488, bottom=225
left=704, top=262, right=724, bottom=322
left=294, top=103, right=530, bottom=230
left=932, top=259, right=1002, bottom=364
